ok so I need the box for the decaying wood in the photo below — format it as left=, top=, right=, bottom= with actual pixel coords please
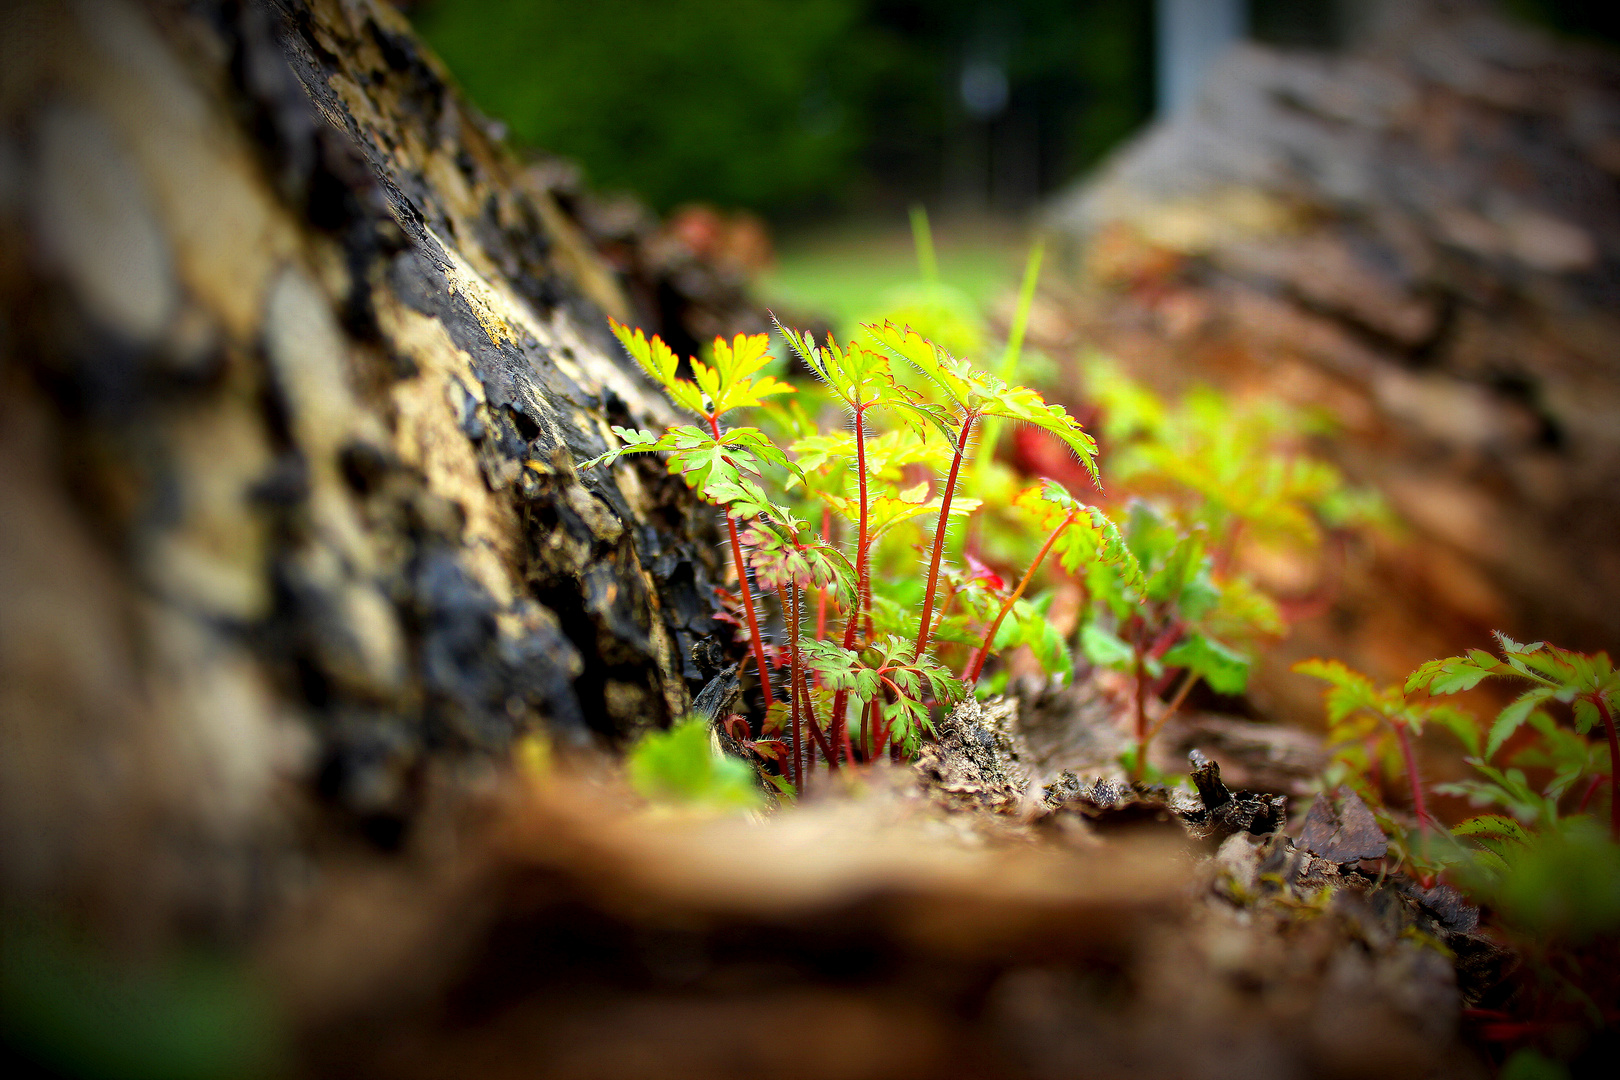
left=0, top=5, right=1520, bottom=1078
left=1044, top=0, right=1620, bottom=714
left=272, top=747, right=1494, bottom=1080
left=0, top=0, right=745, bottom=934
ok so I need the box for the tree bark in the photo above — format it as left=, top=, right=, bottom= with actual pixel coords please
left=0, top=0, right=738, bottom=936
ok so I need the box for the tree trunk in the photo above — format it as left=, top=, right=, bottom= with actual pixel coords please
left=0, top=0, right=739, bottom=938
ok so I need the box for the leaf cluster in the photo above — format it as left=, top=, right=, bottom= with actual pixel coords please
left=585, top=312, right=1106, bottom=780
left=1082, top=501, right=1268, bottom=697
left=1293, top=658, right=1477, bottom=808
left=627, top=716, right=763, bottom=811
left=1406, top=634, right=1618, bottom=760
left=1295, top=636, right=1618, bottom=912
left=1086, top=356, right=1389, bottom=550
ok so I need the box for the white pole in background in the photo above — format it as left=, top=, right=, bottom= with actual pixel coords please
left=1156, top=0, right=1248, bottom=116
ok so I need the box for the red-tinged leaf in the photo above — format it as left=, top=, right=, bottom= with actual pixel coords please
left=610, top=319, right=706, bottom=415
left=963, top=553, right=1004, bottom=592
left=777, top=318, right=897, bottom=412
left=863, top=320, right=975, bottom=405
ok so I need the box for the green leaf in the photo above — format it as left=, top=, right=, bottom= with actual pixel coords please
left=1082, top=623, right=1134, bottom=671
left=888, top=397, right=961, bottom=450
left=1293, top=658, right=1390, bottom=725
left=627, top=717, right=761, bottom=811
left=1406, top=653, right=1502, bottom=695
left=802, top=639, right=879, bottom=702
left=1017, top=598, right=1075, bottom=683
left=718, top=428, right=803, bottom=495
left=862, top=320, right=975, bottom=406
left=1573, top=696, right=1600, bottom=735
left=579, top=426, right=666, bottom=470
left=868, top=322, right=1099, bottom=482
left=1430, top=705, right=1482, bottom=758
left=1163, top=633, right=1250, bottom=695
left=777, top=319, right=896, bottom=412
left=1486, top=687, right=1556, bottom=760
left=971, top=383, right=1099, bottom=486
left=703, top=332, right=795, bottom=414
left=610, top=319, right=706, bottom=416
left=1453, top=814, right=1530, bottom=844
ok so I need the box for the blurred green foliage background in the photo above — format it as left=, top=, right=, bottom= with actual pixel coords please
left=414, top=0, right=1618, bottom=221
left=414, top=0, right=1153, bottom=217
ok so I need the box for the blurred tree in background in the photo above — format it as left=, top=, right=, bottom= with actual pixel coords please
left=415, top=0, right=1616, bottom=219
left=414, top=0, right=1153, bottom=217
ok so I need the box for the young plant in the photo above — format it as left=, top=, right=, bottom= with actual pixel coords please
left=628, top=715, right=763, bottom=811
left=594, top=309, right=1103, bottom=784
left=1084, top=357, right=1388, bottom=589
left=1406, top=635, right=1620, bottom=839
left=742, top=521, right=855, bottom=785
left=781, top=425, right=950, bottom=648
left=801, top=634, right=966, bottom=761
left=775, top=323, right=911, bottom=759
left=583, top=320, right=796, bottom=708
left=1443, top=709, right=1611, bottom=830
left=1370, top=638, right=1620, bottom=1061
left=1293, top=657, right=1479, bottom=836
left=864, top=321, right=1099, bottom=659
left=962, top=480, right=1136, bottom=685
left=1083, top=501, right=1280, bottom=778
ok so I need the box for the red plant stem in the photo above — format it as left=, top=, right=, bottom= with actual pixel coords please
left=963, top=511, right=1075, bottom=684
left=915, top=411, right=978, bottom=658
left=708, top=414, right=772, bottom=709
left=1577, top=773, right=1604, bottom=815
left=803, top=684, right=833, bottom=773
left=1145, top=667, right=1200, bottom=746
left=788, top=576, right=831, bottom=776
left=1595, top=694, right=1619, bottom=841
left=1134, top=637, right=1148, bottom=748
left=724, top=518, right=772, bottom=709
left=872, top=696, right=889, bottom=759
left=828, top=403, right=873, bottom=764
left=815, top=507, right=831, bottom=641
left=1147, top=619, right=1186, bottom=663
left=1393, top=721, right=1431, bottom=831
left=851, top=403, right=871, bottom=648
left=788, top=585, right=803, bottom=789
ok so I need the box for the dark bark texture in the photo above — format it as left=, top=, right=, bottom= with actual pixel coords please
left=0, top=0, right=752, bottom=936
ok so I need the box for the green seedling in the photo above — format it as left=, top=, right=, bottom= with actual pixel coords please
left=628, top=716, right=763, bottom=811
left=589, top=285, right=1377, bottom=797
left=1294, top=657, right=1478, bottom=837
left=589, top=309, right=1101, bottom=783
left=584, top=321, right=796, bottom=707
left=864, top=320, right=1097, bottom=660
left=1406, top=634, right=1620, bottom=839
left=1082, top=501, right=1278, bottom=778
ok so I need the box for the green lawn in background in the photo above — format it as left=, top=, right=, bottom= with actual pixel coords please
left=757, top=217, right=1027, bottom=333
